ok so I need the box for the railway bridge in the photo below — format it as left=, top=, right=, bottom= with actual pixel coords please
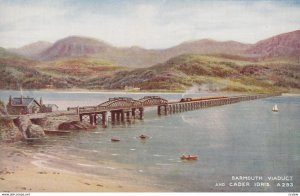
left=68, top=96, right=168, bottom=127
left=67, top=94, right=279, bottom=127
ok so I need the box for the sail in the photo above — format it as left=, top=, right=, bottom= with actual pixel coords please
left=272, top=104, right=278, bottom=111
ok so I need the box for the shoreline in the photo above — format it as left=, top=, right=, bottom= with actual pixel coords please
left=2, top=88, right=297, bottom=95
left=281, top=93, right=300, bottom=96
left=0, top=144, right=160, bottom=192
left=0, top=88, right=185, bottom=94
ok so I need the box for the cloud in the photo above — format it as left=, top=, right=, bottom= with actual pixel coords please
left=0, top=0, right=299, bottom=48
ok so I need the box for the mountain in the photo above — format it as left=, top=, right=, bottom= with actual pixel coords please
left=35, top=36, right=253, bottom=67
left=163, top=39, right=252, bottom=57
left=9, top=41, right=52, bottom=58
left=37, top=36, right=114, bottom=61
left=2, top=29, right=300, bottom=93
left=6, top=29, right=300, bottom=68
left=245, top=30, right=300, bottom=59
left=1, top=44, right=299, bottom=92
left=33, top=36, right=164, bottom=67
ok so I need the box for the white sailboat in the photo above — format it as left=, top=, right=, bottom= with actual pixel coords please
left=272, top=104, right=278, bottom=112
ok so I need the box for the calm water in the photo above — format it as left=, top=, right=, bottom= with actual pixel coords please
left=0, top=90, right=299, bottom=191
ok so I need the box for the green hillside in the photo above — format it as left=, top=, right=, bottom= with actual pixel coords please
left=0, top=48, right=299, bottom=93
left=0, top=48, right=124, bottom=89
left=85, top=54, right=299, bottom=93
left=36, top=57, right=124, bottom=78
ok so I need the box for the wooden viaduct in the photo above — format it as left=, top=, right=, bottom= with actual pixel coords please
left=67, top=94, right=279, bottom=127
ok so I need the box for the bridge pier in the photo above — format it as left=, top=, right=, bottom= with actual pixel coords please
left=132, top=108, right=136, bottom=119
left=89, top=114, right=95, bottom=125
left=116, top=111, right=120, bottom=122
left=164, top=105, right=168, bottom=115
left=110, top=110, right=124, bottom=124
left=169, top=105, right=172, bottom=114
left=138, top=108, right=144, bottom=120
left=157, top=105, right=168, bottom=115
left=157, top=106, right=161, bottom=115
left=109, top=109, right=138, bottom=124
left=111, top=111, right=116, bottom=123
left=121, top=110, right=125, bottom=122
left=102, top=112, right=107, bottom=128
left=125, top=111, right=131, bottom=120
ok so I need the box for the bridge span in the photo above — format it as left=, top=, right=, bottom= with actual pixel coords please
left=67, top=94, right=279, bottom=127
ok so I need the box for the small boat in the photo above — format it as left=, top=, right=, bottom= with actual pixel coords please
left=139, top=134, right=147, bottom=139
left=111, top=138, right=120, bottom=142
left=272, top=104, right=278, bottom=112
left=180, top=155, right=198, bottom=160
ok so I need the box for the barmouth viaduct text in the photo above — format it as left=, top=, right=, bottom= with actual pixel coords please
left=215, top=176, right=294, bottom=188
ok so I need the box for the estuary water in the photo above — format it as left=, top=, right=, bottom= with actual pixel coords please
left=0, top=90, right=299, bottom=192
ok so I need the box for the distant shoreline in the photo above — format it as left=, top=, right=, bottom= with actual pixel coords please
left=1, top=88, right=292, bottom=94
left=0, top=88, right=184, bottom=94
left=281, top=93, right=300, bottom=96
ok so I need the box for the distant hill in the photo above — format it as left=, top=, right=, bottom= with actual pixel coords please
left=0, top=47, right=37, bottom=67
left=32, top=36, right=161, bottom=67
left=9, top=41, right=52, bottom=58
left=82, top=54, right=300, bottom=93
left=5, top=29, right=300, bottom=68
left=245, top=30, right=300, bottom=59
left=33, top=36, right=254, bottom=67
left=163, top=39, right=252, bottom=57
left=0, top=47, right=18, bottom=58
left=37, top=36, right=114, bottom=61
left=0, top=48, right=47, bottom=89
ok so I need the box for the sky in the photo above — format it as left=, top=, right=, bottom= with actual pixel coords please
left=0, top=0, right=300, bottom=49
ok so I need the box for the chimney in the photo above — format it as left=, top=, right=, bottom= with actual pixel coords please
left=40, top=97, right=43, bottom=106
left=9, top=95, right=12, bottom=105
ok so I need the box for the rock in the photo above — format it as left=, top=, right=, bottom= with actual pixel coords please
left=30, top=118, right=47, bottom=127
left=14, top=116, right=45, bottom=139
left=0, top=118, right=23, bottom=142
left=14, top=116, right=32, bottom=139
left=26, top=124, right=45, bottom=138
left=43, top=115, right=79, bottom=131
left=58, top=121, right=96, bottom=130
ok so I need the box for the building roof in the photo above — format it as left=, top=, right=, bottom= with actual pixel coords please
left=11, top=97, right=40, bottom=107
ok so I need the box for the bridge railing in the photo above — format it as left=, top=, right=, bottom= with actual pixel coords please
left=67, top=106, right=106, bottom=114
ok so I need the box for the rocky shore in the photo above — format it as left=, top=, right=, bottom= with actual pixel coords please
left=0, top=111, right=157, bottom=192
left=0, top=113, right=96, bottom=142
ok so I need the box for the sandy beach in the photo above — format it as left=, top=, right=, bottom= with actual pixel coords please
left=0, top=144, right=159, bottom=192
